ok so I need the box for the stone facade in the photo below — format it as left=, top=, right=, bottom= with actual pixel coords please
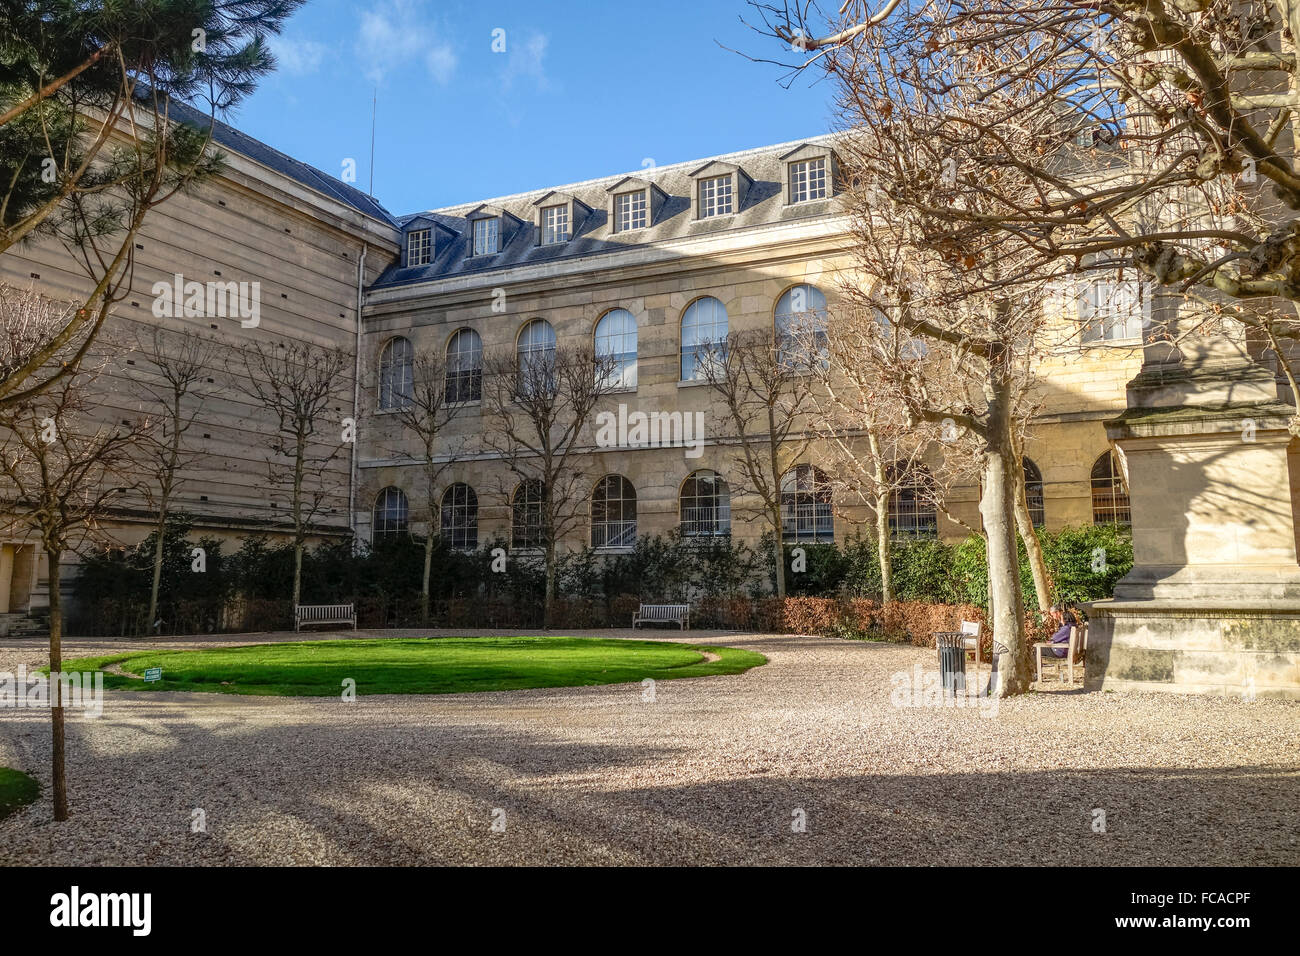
left=357, top=138, right=1145, bottom=551
left=0, top=127, right=1151, bottom=628
left=0, top=117, right=401, bottom=617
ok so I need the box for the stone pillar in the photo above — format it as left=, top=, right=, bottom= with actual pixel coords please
left=0, top=544, right=13, bottom=613
left=1086, top=321, right=1300, bottom=698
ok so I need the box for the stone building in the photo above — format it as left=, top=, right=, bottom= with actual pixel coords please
left=0, top=103, right=401, bottom=631
left=357, top=135, right=1145, bottom=552
left=1, top=125, right=1148, bottom=629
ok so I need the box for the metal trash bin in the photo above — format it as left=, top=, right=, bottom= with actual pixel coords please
left=934, top=632, right=966, bottom=696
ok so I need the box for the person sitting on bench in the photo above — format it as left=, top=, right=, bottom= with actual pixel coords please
left=1046, top=603, right=1077, bottom=659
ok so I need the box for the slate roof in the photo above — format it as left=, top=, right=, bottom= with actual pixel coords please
left=167, top=97, right=398, bottom=226
left=373, top=134, right=842, bottom=290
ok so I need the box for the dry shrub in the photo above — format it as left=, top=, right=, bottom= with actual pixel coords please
left=780, top=597, right=843, bottom=635
left=610, top=593, right=641, bottom=626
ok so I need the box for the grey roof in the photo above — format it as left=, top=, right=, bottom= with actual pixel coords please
left=373, top=135, right=841, bottom=289
left=167, top=97, right=397, bottom=226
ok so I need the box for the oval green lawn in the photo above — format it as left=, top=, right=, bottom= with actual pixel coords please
left=63, top=636, right=766, bottom=697
left=0, top=767, right=39, bottom=822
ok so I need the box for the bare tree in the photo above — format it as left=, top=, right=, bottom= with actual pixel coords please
left=235, top=341, right=351, bottom=610
left=391, top=351, right=465, bottom=624
left=699, top=329, right=816, bottom=598
left=841, top=276, right=1049, bottom=695
left=480, top=342, right=618, bottom=623
left=814, top=300, right=934, bottom=605
left=0, top=371, right=146, bottom=820
left=746, top=1, right=1300, bottom=402
left=131, top=328, right=216, bottom=633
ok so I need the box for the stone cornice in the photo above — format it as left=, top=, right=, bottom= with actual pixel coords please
left=363, top=216, right=853, bottom=316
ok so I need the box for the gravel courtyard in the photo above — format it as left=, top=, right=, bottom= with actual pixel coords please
left=1, top=629, right=1297, bottom=866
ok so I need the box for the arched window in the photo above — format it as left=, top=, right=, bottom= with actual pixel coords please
left=517, top=319, right=556, bottom=396
left=445, top=328, right=482, bottom=403
left=372, top=487, right=409, bottom=541
left=680, top=296, right=728, bottom=382
left=1091, top=451, right=1130, bottom=526
left=781, top=464, right=834, bottom=542
left=887, top=464, right=938, bottom=539
left=440, top=483, right=478, bottom=549
left=1023, top=458, right=1046, bottom=528
left=680, top=470, right=731, bottom=537
left=775, top=284, right=828, bottom=369
left=591, top=475, right=637, bottom=548
left=594, top=308, right=638, bottom=389
left=378, top=336, right=414, bottom=410
left=511, top=479, right=547, bottom=550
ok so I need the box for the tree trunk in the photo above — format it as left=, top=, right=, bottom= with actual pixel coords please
left=292, top=540, right=303, bottom=610
left=765, top=409, right=787, bottom=600
left=543, top=541, right=556, bottom=629
left=1013, top=468, right=1051, bottom=613
left=772, top=504, right=787, bottom=599
left=146, top=511, right=167, bottom=635
left=1011, top=432, right=1051, bottom=612
left=867, top=429, right=893, bottom=604
left=981, top=413, right=1030, bottom=697
left=421, top=530, right=434, bottom=626
left=875, top=490, right=894, bottom=604
left=47, top=548, right=68, bottom=821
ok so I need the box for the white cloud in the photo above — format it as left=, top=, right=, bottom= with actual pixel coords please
left=268, top=35, right=328, bottom=76
left=426, top=45, right=457, bottom=85
left=357, top=0, right=458, bottom=86
left=501, top=33, right=550, bottom=92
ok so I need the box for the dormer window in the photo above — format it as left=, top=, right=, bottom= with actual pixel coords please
left=698, top=175, right=733, bottom=218
left=472, top=217, right=500, bottom=256
left=407, top=228, right=432, bottom=266
left=541, top=204, right=569, bottom=244
left=789, top=157, right=828, bottom=203
left=615, top=190, right=647, bottom=232
left=606, top=177, right=663, bottom=234
left=689, top=161, right=751, bottom=220
left=532, top=191, right=587, bottom=246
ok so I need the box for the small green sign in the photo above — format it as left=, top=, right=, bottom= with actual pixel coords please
left=143, top=667, right=162, bottom=683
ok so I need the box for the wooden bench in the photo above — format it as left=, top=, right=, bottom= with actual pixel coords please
left=632, top=604, right=689, bottom=630
left=1034, top=623, right=1087, bottom=683
left=294, top=603, right=357, bottom=632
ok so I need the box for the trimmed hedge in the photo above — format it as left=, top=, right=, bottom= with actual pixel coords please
left=70, top=518, right=1131, bottom=637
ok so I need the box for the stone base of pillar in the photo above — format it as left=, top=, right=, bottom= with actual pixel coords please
left=1084, top=599, right=1300, bottom=699
left=1097, top=387, right=1300, bottom=697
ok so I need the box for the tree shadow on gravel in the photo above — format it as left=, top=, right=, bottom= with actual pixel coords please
left=4, top=705, right=1296, bottom=866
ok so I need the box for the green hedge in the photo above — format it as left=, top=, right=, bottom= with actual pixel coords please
left=72, top=518, right=1131, bottom=635
left=777, top=525, right=1131, bottom=611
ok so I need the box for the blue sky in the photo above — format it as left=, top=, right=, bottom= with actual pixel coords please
left=226, top=0, right=833, bottom=216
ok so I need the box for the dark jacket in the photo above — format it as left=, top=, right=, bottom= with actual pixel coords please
left=1048, top=610, right=1076, bottom=659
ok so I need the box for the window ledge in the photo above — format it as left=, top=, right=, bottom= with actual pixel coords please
left=677, top=379, right=710, bottom=389
left=593, top=546, right=635, bottom=554
left=448, top=399, right=482, bottom=409
left=1078, top=337, right=1143, bottom=349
